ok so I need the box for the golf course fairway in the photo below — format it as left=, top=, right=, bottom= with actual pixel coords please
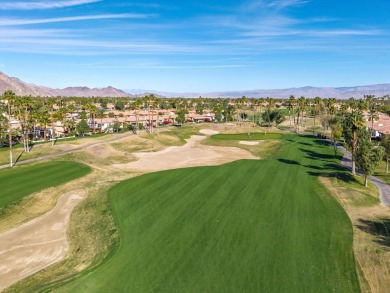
left=55, top=134, right=360, bottom=292
left=0, top=161, right=91, bottom=209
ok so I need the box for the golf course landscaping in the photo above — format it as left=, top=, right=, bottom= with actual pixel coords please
left=51, top=133, right=360, bottom=292
left=211, top=132, right=282, bottom=140
left=0, top=161, right=91, bottom=209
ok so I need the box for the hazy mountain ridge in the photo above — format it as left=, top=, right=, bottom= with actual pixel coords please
left=0, top=72, right=131, bottom=97
left=131, top=84, right=390, bottom=99
left=1, top=71, right=390, bottom=99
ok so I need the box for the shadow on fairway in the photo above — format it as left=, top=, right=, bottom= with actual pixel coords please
left=298, top=141, right=313, bottom=146
left=277, top=158, right=300, bottom=165
left=356, top=218, right=390, bottom=248
left=303, top=164, right=323, bottom=170
left=333, top=172, right=359, bottom=184
left=313, top=139, right=332, bottom=147
left=300, top=148, right=342, bottom=161
left=324, top=163, right=348, bottom=172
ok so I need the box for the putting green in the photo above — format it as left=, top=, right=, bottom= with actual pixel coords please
left=211, top=132, right=282, bottom=140
left=0, top=161, right=91, bottom=209
left=54, top=134, right=359, bottom=292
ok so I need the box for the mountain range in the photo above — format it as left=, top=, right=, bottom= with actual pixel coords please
left=126, top=85, right=390, bottom=99
left=1, top=71, right=390, bottom=99
left=0, top=72, right=131, bottom=98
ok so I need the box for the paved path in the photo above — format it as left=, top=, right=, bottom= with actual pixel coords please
left=339, top=145, right=390, bottom=208
left=0, top=132, right=134, bottom=170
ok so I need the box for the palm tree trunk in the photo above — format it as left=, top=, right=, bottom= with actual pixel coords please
left=92, top=115, right=94, bottom=134
left=8, top=102, right=13, bottom=167
left=25, top=106, right=30, bottom=152
left=313, top=115, right=316, bottom=135
left=352, top=130, right=357, bottom=175
left=51, top=123, right=55, bottom=146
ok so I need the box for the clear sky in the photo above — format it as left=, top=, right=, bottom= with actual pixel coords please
left=1, top=0, right=389, bottom=92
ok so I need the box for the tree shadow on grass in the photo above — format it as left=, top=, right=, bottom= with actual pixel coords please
left=356, top=218, right=390, bottom=249
left=300, top=148, right=342, bottom=161
left=303, top=164, right=323, bottom=170
left=324, top=163, right=348, bottom=172
left=277, top=158, right=301, bottom=165
left=14, top=151, right=24, bottom=166
left=313, top=139, right=332, bottom=147
left=333, top=171, right=359, bottom=184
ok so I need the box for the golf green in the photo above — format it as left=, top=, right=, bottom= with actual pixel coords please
left=0, top=161, right=91, bottom=209
left=55, top=134, right=359, bottom=292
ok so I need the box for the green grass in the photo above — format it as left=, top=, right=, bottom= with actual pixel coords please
left=54, top=134, right=359, bottom=292
left=211, top=132, right=282, bottom=140
left=0, top=161, right=91, bottom=209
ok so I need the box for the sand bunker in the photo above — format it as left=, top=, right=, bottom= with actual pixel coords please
left=113, top=135, right=257, bottom=173
left=239, top=141, right=259, bottom=145
left=199, top=129, right=220, bottom=135
left=0, top=190, right=85, bottom=291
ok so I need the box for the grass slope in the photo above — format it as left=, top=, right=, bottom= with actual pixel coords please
left=0, top=161, right=91, bottom=209
left=55, top=134, right=359, bottom=292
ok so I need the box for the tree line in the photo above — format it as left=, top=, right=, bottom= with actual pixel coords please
left=2, top=90, right=390, bottom=180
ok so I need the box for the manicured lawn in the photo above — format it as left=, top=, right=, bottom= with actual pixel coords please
left=55, top=134, right=359, bottom=292
left=211, top=132, right=282, bottom=140
left=0, top=161, right=91, bottom=209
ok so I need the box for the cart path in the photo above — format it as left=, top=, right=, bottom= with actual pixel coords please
left=339, top=146, right=390, bottom=208
left=0, top=132, right=134, bottom=170
left=0, top=189, right=85, bottom=291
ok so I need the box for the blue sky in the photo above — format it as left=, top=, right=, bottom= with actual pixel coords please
left=0, top=0, right=389, bottom=92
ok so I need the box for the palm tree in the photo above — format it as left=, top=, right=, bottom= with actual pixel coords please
left=3, top=90, right=16, bottom=167
left=343, top=100, right=367, bottom=175
left=312, top=97, right=322, bottom=134
left=96, top=109, right=106, bottom=133
left=88, top=103, right=98, bottom=134
left=287, top=95, right=296, bottom=128
left=132, top=98, right=142, bottom=134
left=38, top=106, right=52, bottom=141
left=296, top=96, right=306, bottom=130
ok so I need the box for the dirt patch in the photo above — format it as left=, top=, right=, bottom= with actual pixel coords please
left=239, top=141, right=259, bottom=145
left=113, top=135, right=258, bottom=173
left=199, top=129, right=220, bottom=135
left=0, top=189, right=85, bottom=291
left=87, top=144, right=124, bottom=158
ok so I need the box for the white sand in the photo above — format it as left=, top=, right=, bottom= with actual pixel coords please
left=199, top=129, right=220, bottom=135
left=113, top=135, right=257, bottom=173
left=0, top=190, right=85, bottom=291
left=239, top=141, right=259, bottom=145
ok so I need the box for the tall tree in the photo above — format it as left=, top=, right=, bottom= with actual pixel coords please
left=343, top=100, right=367, bottom=175
left=380, top=134, right=390, bottom=175
left=3, top=90, right=16, bottom=167
left=355, top=129, right=384, bottom=187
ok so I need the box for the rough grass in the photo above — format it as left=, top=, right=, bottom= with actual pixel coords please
left=320, top=173, right=390, bottom=293
left=0, top=161, right=91, bottom=209
left=52, top=134, right=360, bottom=293
left=374, top=160, right=390, bottom=185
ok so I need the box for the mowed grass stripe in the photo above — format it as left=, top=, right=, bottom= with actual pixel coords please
left=0, top=161, right=91, bottom=209
left=55, top=134, right=359, bottom=292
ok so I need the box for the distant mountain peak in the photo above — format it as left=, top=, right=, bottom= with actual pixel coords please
left=0, top=72, right=132, bottom=97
